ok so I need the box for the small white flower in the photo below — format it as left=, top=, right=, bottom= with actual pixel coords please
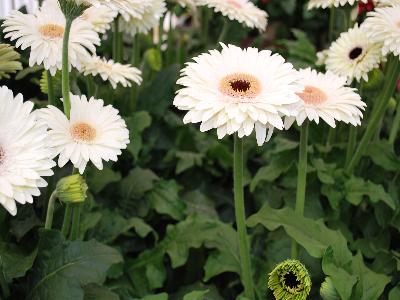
left=308, top=0, right=367, bottom=9
left=81, top=55, right=142, bottom=89
left=2, top=0, right=100, bottom=76
left=80, top=4, right=117, bottom=34
left=196, top=0, right=268, bottom=31
left=0, top=86, right=55, bottom=216
left=362, top=5, right=400, bottom=57
left=173, top=44, right=303, bottom=146
left=120, top=0, right=167, bottom=36
left=39, top=94, right=130, bottom=174
left=285, top=68, right=366, bottom=129
left=325, top=24, right=383, bottom=82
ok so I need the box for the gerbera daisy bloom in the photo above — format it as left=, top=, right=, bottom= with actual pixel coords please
left=0, top=86, right=55, bottom=216
left=38, top=94, right=129, bottom=174
left=374, top=0, right=400, bottom=7
left=308, top=0, right=367, bottom=9
left=2, top=0, right=100, bottom=76
left=325, top=24, right=383, bottom=82
left=362, top=5, right=400, bottom=56
left=120, top=0, right=167, bottom=36
left=173, top=0, right=197, bottom=8
left=80, top=4, right=117, bottom=34
left=88, top=0, right=147, bottom=21
left=81, top=55, right=142, bottom=89
left=285, top=68, right=366, bottom=128
left=173, top=44, right=302, bottom=146
left=196, top=0, right=268, bottom=31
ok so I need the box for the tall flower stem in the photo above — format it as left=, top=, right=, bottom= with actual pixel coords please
left=346, top=55, right=400, bottom=174
left=202, top=8, right=209, bottom=46
left=389, top=99, right=400, bottom=145
left=113, top=17, right=122, bottom=62
left=47, top=70, right=56, bottom=106
left=61, top=205, right=72, bottom=236
left=44, top=191, right=57, bottom=230
left=61, top=18, right=73, bottom=118
left=218, top=20, right=230, bottom=44
left=233, top=135, right=255, bottom=299
left=69, top=204, right=81, bottom=240
left=291, top=121, right=309, bottom=259
left=345, top=126, right=357, bottom=167
left=0, top=265, right=10, bottom=299
left=329, top=7, right=336, bottom=41
left=130, top=35, right=140, bottom=112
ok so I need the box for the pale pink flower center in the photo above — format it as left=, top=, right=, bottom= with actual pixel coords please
left=71, top=122, right=97, bottom=142
left=297, top=86, right=327, bottom=105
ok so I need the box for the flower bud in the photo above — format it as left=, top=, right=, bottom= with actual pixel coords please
left=56, top=174, right=88, bottom=204
left=268, top=259, right=311, bottom=300
left=58, top=0, right=91, bottom=20
left=320, top=277, right=340, bottom=300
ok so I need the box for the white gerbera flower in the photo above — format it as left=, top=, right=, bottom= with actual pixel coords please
left=285, top=68, right=366, bottom=129
left=2, top=0, right=100, bottom=76
left=325, top=24, right=383, bottom=82
left=362, top=5, right=400, bottom=57
left=120, top=0, right=167, bottom=36
left=39, top=95, right=129, bottom=174
left=173, top=44, right=303, bottom=146
left=375, top=0, right=400, bottom=7
left=81, top=55, right=142, bottom=89
left=196, top=0, right=268, bottom=31
left=308, top=0, right=367, bottom=9
left=0, top=86, right=55, bottom=216
left=80, top=4, right=117, bottom=34
left=88, top=0, right=147, bottom=21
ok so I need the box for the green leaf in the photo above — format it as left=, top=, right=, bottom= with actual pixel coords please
left=84, top=284, right=119, bottom=300
left=183, top=290, right=210, bottom=300
left=204, top=251, right=240, bottom=281
left=365, top=141, right=400, bottom=171
left=28, top=229, right=123, bottom=300
left=87, top=167, right=121, bottom=194
left=147, top=180, right=187, bottom=220
left=389, top=286, right=400, bottom=300
left=126, top=111, right=152, bottom=160
left=138, top=294, right=169, bottom=300
left=0, top=243, right=37, bottom=282
left=247, top=204, right=352, bottom=264
left=176, top=151, right=204, bottom=174
left=120, top=167, right=159, bottom=200
left=351, top=252, right=391, bottom=300
left=345, top=176, right=395, bottom=209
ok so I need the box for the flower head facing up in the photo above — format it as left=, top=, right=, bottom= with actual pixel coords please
left=2, top=0, right=100, bottom=76
left=38, top=94, right=129, bottom=174
left=196, top=0, right=268, bottom=31
left=325, top=24, right=383, bottom=82
left=0, top=86, right=55, bottom=216
left=80, top=55, right=142, bottom=89
left=173, top=44, right=303, bottom=146
left=308, top=0, right=367, bottom=9
left=362, top=5, right=400, bottom=57
left=285, top=68, right=366, bottom=128
left=268, top=259, right=312, bottom=300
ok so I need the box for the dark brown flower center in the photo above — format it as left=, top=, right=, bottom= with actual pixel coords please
left=349, top=47, right=363, bottom=60
left=284, top=272, right=300, bottom=290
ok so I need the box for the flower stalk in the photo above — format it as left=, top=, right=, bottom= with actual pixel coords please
left=389, top=98, right=400, bottom=145
left=44, top=191, right=58, bottom=230
left=0, top=266, right=10, bottom=299
left=292, top=121, right=309, bottom=259
left=233, top=135, right=255, bottom=299
left=346, top=55, right=400, bottom=174
left=46, top=70, right=56, bottom=106
left=130, top=35, right=140, bottom=112
left=61, top=17, right=73, bottom=118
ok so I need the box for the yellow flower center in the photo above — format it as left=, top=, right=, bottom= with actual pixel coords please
left=70, top=122, right=97, bottom=143
left=39, top=24, right=65, bottom=38
left=227, top=0, right=242, bottom=8
left=0, top=147, right=5, bottom=165
left=219, top=73, right=261, bottom=100
left=397, top=20, right=400, bottom=28
left=297, top=85, right=327, bottom=105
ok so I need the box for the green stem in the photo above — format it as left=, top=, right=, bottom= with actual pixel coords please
left=291, top=122, right=309, bottom=259
left=346, top=56, right=400, bottom=174
left=44, top=191, right=57, bottom=230
left=113, top=18, right=122, bottom=62
left=233, top=135, right=255, bottom=299
left=326, top=127, right=336, bottom=150
left=329, top=7, right=336, bottom=41
left=70, top=204, right=81, bottom=240
left=158, top=16, right=165, bottom=50
left=345, top=126, right=357, bottom=167
left=217, top=20, right=230, bottom=44
left=166, top=15, right=174, bottom=65
left=130, top=35, right=140, bottom=112
left=86, top=76, right=95, bottom=98
left=0, top=265, right=10, bottom=299
left=202, top=8, right=209, bottom=46
left=61, top=204, right=72, bottom=237
left=389, top=99, right=400, bottom=145
left=61, top=18, right=73, bottom=118
left=47, top=70, right=56, bottom=106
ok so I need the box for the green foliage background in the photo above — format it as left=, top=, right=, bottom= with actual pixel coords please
left=1, top=0, right=400, bottom=299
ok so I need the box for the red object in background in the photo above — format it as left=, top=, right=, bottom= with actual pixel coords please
left=358, top=0, right=375, bottom=15
left=260, top=0, right=270, bottom=4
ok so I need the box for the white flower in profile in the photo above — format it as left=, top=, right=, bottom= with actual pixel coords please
left=362, top=5, right=400, bottom=57
left=120, top=0, right=167, bottom=36
left=196, top=0, right=268, bottom=31
left=308, top=0, right=367, bottom=9
left=80, top=4, right=117, bottom=34
left=173, top=44, right=303, bottom=146
left=325, top=24, right=383, bottom=82
left=88, top=0, right=147, bottom=21
left=2, top=0, right=100, bottom=76
left=0, top=86, right=55, bottom=216
left=285, top=68, right=366, bottom=129
left=39, top=95, right=129, bottom=174
left=81, top=55, right=142, bottom=89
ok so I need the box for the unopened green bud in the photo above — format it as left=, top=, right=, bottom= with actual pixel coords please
left=320, top=277, right=340, bottom=300
left=388, top=97, right=397, bottom=111
left=268, top=259, right=311, bottom=300
left=58, top=0, right=91, bottom=20
left=0, top=44, right=22, bottom=79
left=56, top=174, right=88, bottom=204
